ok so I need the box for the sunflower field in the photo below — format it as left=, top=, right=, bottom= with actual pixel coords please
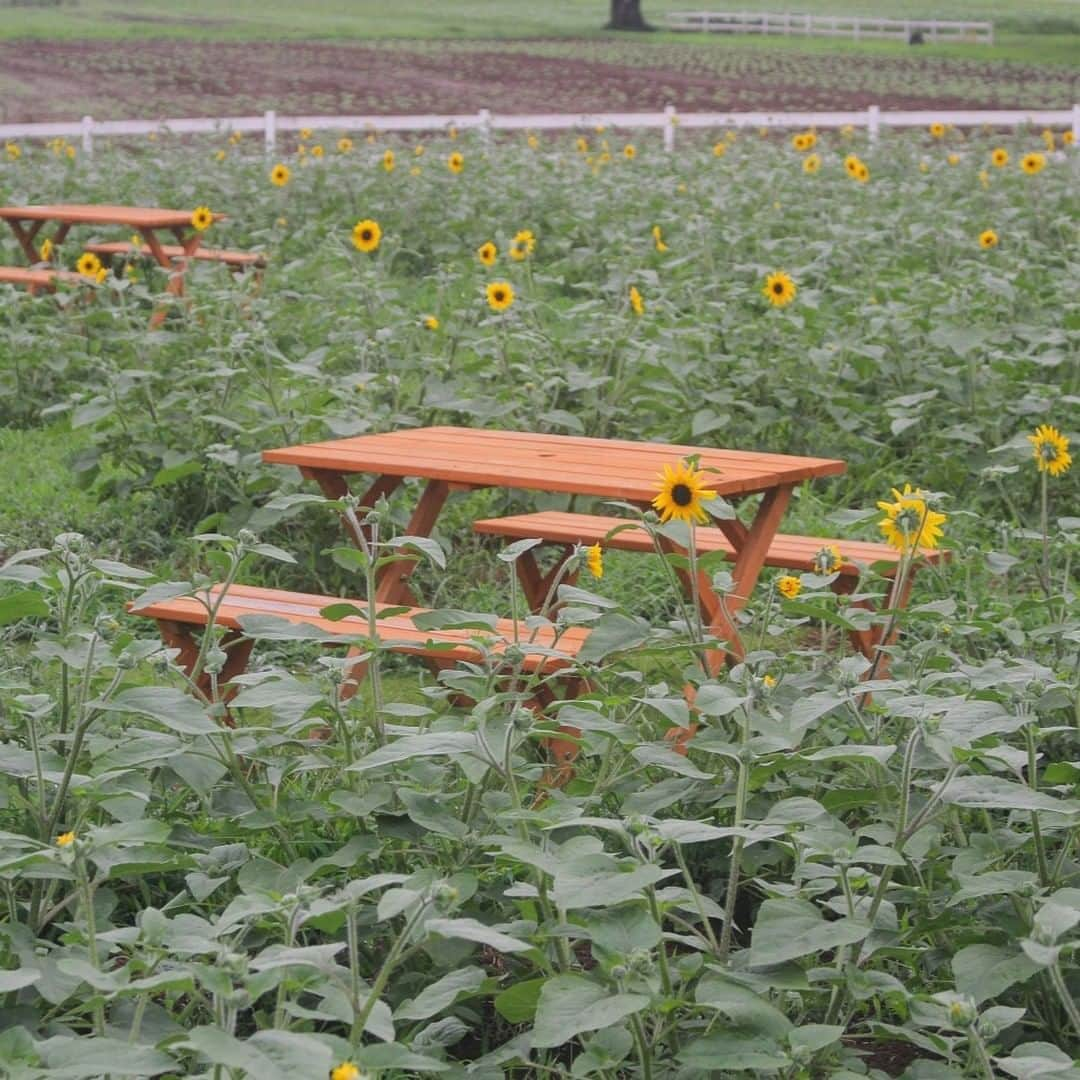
left=0, top=124, right=1078, bottom=1078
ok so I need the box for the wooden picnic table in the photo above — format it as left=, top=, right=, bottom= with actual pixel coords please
left=0, top=204, right=224, bottom=326
left=263, top=426, right=846, bottom=669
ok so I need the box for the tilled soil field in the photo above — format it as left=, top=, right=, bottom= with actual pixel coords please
left=0, top=37, right=1076, bottom=122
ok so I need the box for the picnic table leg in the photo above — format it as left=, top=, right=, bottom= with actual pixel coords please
left=6, top=219, right=45, bottom=263
left=375, top=479, right=450, bottom=605
left=155, top=620, right=252, bottom=721
left=299, top=467, right=403, bottom=549
left=516, top=545, right=576, bottom=612
left=142, top=227, right=201, bottom=328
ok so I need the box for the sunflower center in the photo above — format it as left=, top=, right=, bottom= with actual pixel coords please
left=495, top=290, right=505, bottom=302
left=773, top=282, right=784, bottom=294
left=895, top=506, right=922, bottom=535
left=361, top=230, right=372, bottom=241
left=671, top=483, right=693, bottom=506
left=1039, top=443, right=1059, bottom=461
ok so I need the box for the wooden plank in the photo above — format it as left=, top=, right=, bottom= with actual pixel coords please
left=262, top=427, right=846, bottom=500
left=0, top=205, right=225, bottom=229
left=132, top=584, right=589, bottom=673
left=86, top=242, right=266, bottom=267
left=473, top=511, right=947, bottom=574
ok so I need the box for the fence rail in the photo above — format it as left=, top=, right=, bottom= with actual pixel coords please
left=2, top=106, right=1077, bottom=157
left=667, top=10, right=993, bottom=43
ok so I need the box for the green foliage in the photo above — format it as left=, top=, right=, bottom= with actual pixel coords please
left=0, top=127, right=1077, bottom=1076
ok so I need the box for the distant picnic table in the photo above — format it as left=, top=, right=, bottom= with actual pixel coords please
left=0, top=203, right=227, bottom=325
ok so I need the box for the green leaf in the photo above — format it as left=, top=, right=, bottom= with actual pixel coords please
left=550, top=854, right=677, bottom=909
left=0, top=968, right=41, bottom=992
left=748, top=899, right=870, bottom=967
left=392, top=534, right=447, bottom=569
left=577, top=612, right=651, bottom=662
left=494, top=977, right=546, bottom=1024
left=396, top=966, right=488, bottom=1020
left=695, top=973, right=792, bottom=1036
left=678, top=1032, right=790, bottom=1071
left=36, top=1036, right=176, bottom=1076
left=347, top=732, right=480, bottom=772
left=0, top=589, right=48, bottom=626
left=411, top=608, right=498, bottom=631
left=425, top=917, right=531, bottom=953
left=952, top=944, right=1042, bottom=1005
left=90, top=686, right=218, bottom=736
left=940, top=776, right=1080, bottom=816
left=531, top=975, right=649, bottom=1049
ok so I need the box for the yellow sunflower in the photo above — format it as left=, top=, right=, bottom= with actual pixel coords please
left=191, top=205, right=213, bottom=231
left=214, top=149, right=227, bottom=162
left=39, top=238, right=53, bottom=262
left=1063, top=131, right=1075, bottom=147
left=1027, top=424, right=1072, bottom=477
left=527, top=133, right=539, bottom=150
left=351, top=219, right=381, bottom=253
left=56, top=831, right=76, bottom=847
left=979, top=229, right=998, bottom=250
left=855, top=162, right=870, bottom=183
left=331, top=1065, right=364, bottom=1080
left=877, top=484, right=947, bottom=553
left=802, top=153, right=821, bottom=174
left=299, top=127, right=313, bottom=141
left=477, top=241, right=497, bottom=266
left=1042, top=128, right=1055, bottom=150
left=929, top=122, right=946, bottom=138
left=383, top=148, right=395, bottom=172
left=844, top=154, right=860, bottom=176
left=311, top=144, right=324, bottom=158
left=586, top=543, right=603, bottom=579
left=712, top=141, right=726, bottom=157
left=791, top=133, right=808, bottom=152
left=763, top=270, right=796, bottom=307
left=509, top=229, right=535, bottom=261
left=5, top=142, right=21, bottom=160
left=629, top=285, right=644, bottom=316
left=947, top=153, right=960, bottom=165
left=652, top=224, right=669, bottom=252
left=1020, top=152, right=1046, bottom=175
left=448, top=126, right=458, bottom=140
left=812, top=545, right=844, bottom=575
left=576, top=136, right=589, bottom=153
left=652, top=461, right=712, bottom=525
left=777, top=575, right=802, bottom=599
left=338, top=136, right=353, bottom=153
left=424, top=315, right=439, bottom=330
left=990, top=147, right=1009, bottom=168
left=76, top=252, right=102, bottom=278
left=447, top=152, right=464, bottom=174
left=623, top=144, right=636, bottom=159
left=270, top=163, right=291, bottom=186
left=486, top=281, right=514, bottom=311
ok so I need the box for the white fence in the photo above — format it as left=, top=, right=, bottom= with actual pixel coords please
left=2, top=106, right=1077, bottom=157
left=667, top=10, right=993, bottom=43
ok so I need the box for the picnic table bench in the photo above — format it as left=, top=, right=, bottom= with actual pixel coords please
left=0, top=204, right=229, bottom=326
left=473, top=510, right=947, bottom=661
left=0, top=266, right=86, bottom=295
left=85, top=241, right=267, bottom=276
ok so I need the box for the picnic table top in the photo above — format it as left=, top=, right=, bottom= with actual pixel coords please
left=263, top=426, right=846, bottom=500
left=0, top=205, right=224, bottom=229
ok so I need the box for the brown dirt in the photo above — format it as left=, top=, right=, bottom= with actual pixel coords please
left=0, top=38, right=1073, bottom=124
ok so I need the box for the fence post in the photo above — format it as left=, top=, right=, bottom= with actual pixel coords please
left=477, top=108, right=492, bottom=145
left=265, top=110, right=276, bottom=155
left=664, top=104, right=676, bottom=153
left=81, top=115, right=93, bottom=157
left=1072, top=103, right=1080, bottom=146
left=867, top=104, right=880, bottom=143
